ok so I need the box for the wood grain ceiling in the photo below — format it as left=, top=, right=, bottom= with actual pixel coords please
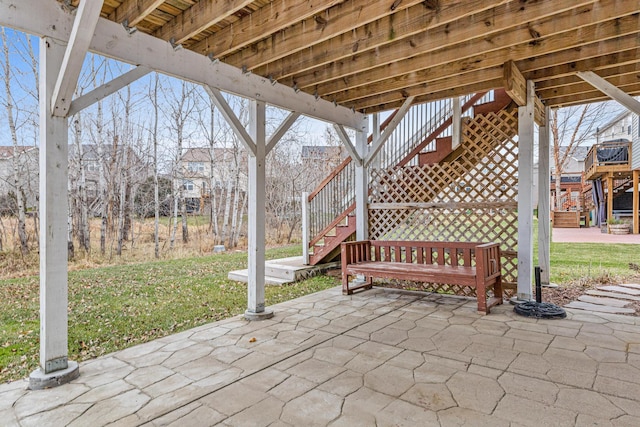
left=90, top=0, right=640, bottom=113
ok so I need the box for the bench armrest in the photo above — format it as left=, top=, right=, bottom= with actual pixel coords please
left=341, top=240, right=372, bottom=266
left=475, top=242, right=501, bottom=279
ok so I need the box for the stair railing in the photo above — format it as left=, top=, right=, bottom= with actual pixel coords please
left=304, top=91, right=493, bottom=262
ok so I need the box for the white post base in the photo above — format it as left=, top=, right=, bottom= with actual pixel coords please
left=28, top=361, right=79, bottom=390
left=244, top=308, right=274, bottom=321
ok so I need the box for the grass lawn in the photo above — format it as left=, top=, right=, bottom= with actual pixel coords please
left=0, top=245, right=338, bottom=383
left=1, top=236, right=639, bottom=383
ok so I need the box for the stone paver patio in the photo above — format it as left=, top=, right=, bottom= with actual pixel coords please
left=2, top=286, right=640, bottom=426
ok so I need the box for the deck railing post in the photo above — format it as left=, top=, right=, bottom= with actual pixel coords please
left=302, top=192, right=310, bottom=265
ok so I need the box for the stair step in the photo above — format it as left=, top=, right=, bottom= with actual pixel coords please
left=577, top=295, right=631, bottom=308
left=565, top=301, right=635, bottom=314
left=228, top=256, right=341, bottom=284
left=228, top=270, right=292, bottom=285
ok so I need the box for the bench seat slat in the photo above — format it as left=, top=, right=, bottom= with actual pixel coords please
left=346, top=262, right=478, bottom=287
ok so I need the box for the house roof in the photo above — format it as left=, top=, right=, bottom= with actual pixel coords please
left=57, top=1, right=640, bottom=114
left=0, top=146, right=37, bottom=160
left=301, top=146, right=344, bottom=159
left=560, top=146, right=590, bottom=162
left=596, top=110, right=633, bottom=136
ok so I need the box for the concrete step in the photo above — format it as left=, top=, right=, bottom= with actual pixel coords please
left=228, top=270, right=292, bottom=285
left=228, top=256, right=340, bottom=285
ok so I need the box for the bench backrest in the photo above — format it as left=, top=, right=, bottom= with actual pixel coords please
left=369, top=240, right=482, bottom=267
left=342, top=239, right=500, bottom=271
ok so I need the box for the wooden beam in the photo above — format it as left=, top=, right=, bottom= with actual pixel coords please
left=577, top=71, right=640, bottom=115
left=359, top=80, right=503, bottom=114
left=342, top=13, right=640, bottom=110
left=523, top=46, right=640, bottom=90
left=534, top=97, right=545, bottom=125
left=302, top=3, right=640, bottom=99
left=539, top=70, right=640, bottom=101
left=68, top=66, right=151, bottom=116
left=153, top=0, right=254, bottom=45
left=503, top=61, right=527, bottom=106
left=344, top=35, right=640, bottom=108
left=51, top=0, right=103, bottom=117
left=545, top=86, right=640, bottom=108
left=108, top=0, right=164, bottom=27
left=191, top=0, right=345, bottom=58
left=234, top=0, right=511, bottom=75
left=535, top=59, right=640, bottom=91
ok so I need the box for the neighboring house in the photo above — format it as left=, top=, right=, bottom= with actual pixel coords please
left=0, top=146, right=39, bottom=212
left=301, top=145, right=345, bottom=163
left=69, top=144, right=150, bottom=214
left=178, top=147, right=248, bottom=213
left=583, top=110, right=640, bottom=229
left=596, top=111, right=634, bottom=143
left=301, top=145, right=346, bottom=191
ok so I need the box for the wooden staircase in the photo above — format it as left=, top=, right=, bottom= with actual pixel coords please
left=307, top=90, right=515, bottom=265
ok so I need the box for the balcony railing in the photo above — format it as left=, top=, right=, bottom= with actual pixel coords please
left=585, top=141, right=631, bottom=174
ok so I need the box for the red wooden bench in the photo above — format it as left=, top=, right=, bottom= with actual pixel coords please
left=341, top=240, right=503, bottom=314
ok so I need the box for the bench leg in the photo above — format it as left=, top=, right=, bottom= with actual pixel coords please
left=342, top=272, right=352, bottom=295
left=343, top=274, right=373, bottom=295
left=476, top=284, right=489, bottom=315
left=493, top=277, right=504, bottom=306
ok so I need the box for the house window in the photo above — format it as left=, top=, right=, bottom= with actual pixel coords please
left=187, top=162, right=205, bottom=173
left=86, top=161, right=98, bottom=172
left=183, top=180, right=194, bottom=191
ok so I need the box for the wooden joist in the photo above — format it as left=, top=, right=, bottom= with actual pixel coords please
left=61, top=0, right=640, bottom=112
left=503, top=61, right=527, bottom=107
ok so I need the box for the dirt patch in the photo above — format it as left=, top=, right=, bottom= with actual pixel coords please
left=541, top=275, right=640, bottom=316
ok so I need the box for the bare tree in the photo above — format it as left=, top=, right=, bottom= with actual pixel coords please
left=550, top=104, right=606, bottom=210
left=151, top=73, right=161, bottom=258
left=164, top=79, right=198, bottom=247
left=0, top=28, right=28, bottom=255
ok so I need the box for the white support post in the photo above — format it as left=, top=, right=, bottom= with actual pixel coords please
left=301, top=192, right=310, bottom=265
left=245, top=100, right=273, bottom=320
left=371, top=113, right=381, bottom=169
left=452, top=96, right=462, bottom=149
left=355, top=117, right=370, bottom=241
left=29, top=37, right=79, bottom=390
left=517, top=81, right=535, bottom=301
left=538, top=106, right=551, bottom=286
